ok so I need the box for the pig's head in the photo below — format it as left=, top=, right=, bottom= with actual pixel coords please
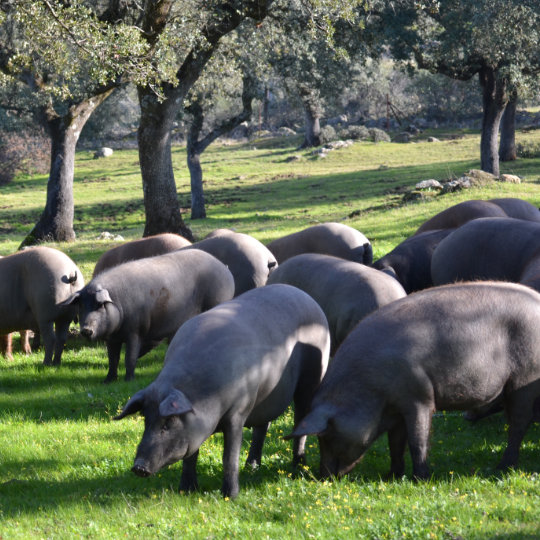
left=62, top=284, right=122, bottom=340
left=114, top=386, right=202, bottom=477
left=287, top=403, right=377, bottom=479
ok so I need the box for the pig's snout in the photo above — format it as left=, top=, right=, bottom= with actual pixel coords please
left=132, top=460, right=152, bottom=477
left=80, top=327, right=94, bottom=339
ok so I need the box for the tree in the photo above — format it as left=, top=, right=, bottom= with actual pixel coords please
left=185, top=67, right=260, bottom=219
left=499, top=91, right=517, bottom=162
left=263, top=2, right=371, bottom=148
left=0, top=0, right=153, bottom=245
left=136, top=1, right=275, bottom=240
left=381, top=0, right=540, bottom=176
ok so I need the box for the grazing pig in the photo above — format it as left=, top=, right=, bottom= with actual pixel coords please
left=115, top=284, right=330, bottom=498
left=66, top=249, right=234, bottom=382
left=431, top=217, right=540, bottom=292
left=184, top=230, right=277, bottom=296
left=489, top=197, right=540, bottom=222
left=288, top=282, right=540, bottom=479
left=268, top=253, right=406, bottom=354
left=93, top=233, right=192, bottom=277
left=371, top=229, right=453, bottom=293
left=413, top=199, right=507, bottom=235
left=0, top=247, right=84, bottom=365
left=266, top=222, right=373, bottom=265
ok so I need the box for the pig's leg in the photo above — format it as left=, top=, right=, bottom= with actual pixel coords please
left=387, top=420, right=407, bottom=478
left=404, top=404, right=433, bottom=480
left=179, top=450, right=199, bottom=493
left=105, top=340, right=122, bottom=383
left=52, top=318, right=71, bottom=365
left=124, top=333, right=142, bottom=381
left=221, top=420, right=244, bottom=498
left=20, top=330, right=31, bottom=354
left=497, top=391, right=534, bottom=470
left=40, top=321, right=56, bottom=365
left=0, top=333, right=13, bottom=360
left=246, top=423, right=269, bottom=469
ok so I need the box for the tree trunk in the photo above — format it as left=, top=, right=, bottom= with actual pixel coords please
left=187, top=150, right=206, bottom=220
left=298, top=86, right=322, bottom=148
left=137, top=85, right=194, bottom=240
left=186, top=100, right=206, bottom=220
left=20, top=90, right=114, bottom=248
left=479, top=67, right=508, bottom=176
left=262, top=85, right=270, bottom=129
left=499, top=93, right=517, bottom=162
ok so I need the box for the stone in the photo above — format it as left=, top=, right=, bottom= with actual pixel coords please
left=93, top=147, right=113, bottom=159
left=427, top=137, right=440, bottom=142
left=415, top=179, right=443, bottom=190
left=499, top=174, right=521, bottom=184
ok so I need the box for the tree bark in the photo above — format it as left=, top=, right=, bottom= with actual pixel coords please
left=499, top=93, right=517, bottom=162
left=186, top=101, right=206, bottom=220
left=298, top=86, right=322, bottom=148
left=20, top=89, right=114, bottom=248
left=479, top=67, right=508, bottom=176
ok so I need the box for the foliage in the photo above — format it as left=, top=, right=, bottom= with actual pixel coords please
left=0, top=129, right=49, bottom=185
left=319, top=124, right=337, bottom=143
left=1, top=128, right=540, bottom=537
left=338, top=124, right=370, bottom=140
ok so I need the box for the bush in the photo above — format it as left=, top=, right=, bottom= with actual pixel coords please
left=338, top=124, right=370, bottom=140
left=517, top=141, right=540, bottom=159
left=369, top=127, right=391, bottom=142
left=319, top=125, right=337, bottom=144
left=0, top=130, right=50, bottom=185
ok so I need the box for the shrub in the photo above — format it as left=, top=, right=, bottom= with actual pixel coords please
left=319, top=124, right=337, bottom=144
left=0, top=130, right=50, bottom=185
left=517, top=141, right=540, bottom=159
left=338, top=124, right=370, bottom=140
left=369, top=127, right=391, bottom=142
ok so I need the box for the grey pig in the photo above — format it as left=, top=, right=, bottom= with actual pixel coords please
left=431, top=217, right=540, bottom=292
left=268, top=253, right=406, bottom=354
left=93, top=233, right=191, bottom=277
left=0, top=246, right=83, bottom=365
left=266, top=222, right=372, bottom=265
left=64, top=249, right=234, bottom=382
left=184, top=229, right=277, bottom=296
left=115, top=284, right=330, bottom=498
left=288, top=282, right=540, bottom=479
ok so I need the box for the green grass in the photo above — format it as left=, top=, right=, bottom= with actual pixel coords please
left=2, top=128, right=540, bottom=538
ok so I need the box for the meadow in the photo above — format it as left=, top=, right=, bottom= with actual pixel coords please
left=1, top=128, right=540, bottom=538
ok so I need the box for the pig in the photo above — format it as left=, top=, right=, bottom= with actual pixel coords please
left=371, top=229, right=453, bottom=293
left=0, top=246, right=84, bottom=365
left=0, top=331, right=31, bottom=360
left=93, top=233, right=192, bottom=277
left=115, top=284, right=331, bottom=498
left=184, top=230, right=277, bottom=296
left=430, top=217, right=540, bottom=292
left=288, top=282, right=540, bottom=479
left=489, top=197, right=540, bottom=222
left=266, top=222, right=373, bottom=265
left=267, top=253, right=406, bottom=354
left=65, top=249, right=234, bottom=382
left=413, top=199, right=507, bottom=235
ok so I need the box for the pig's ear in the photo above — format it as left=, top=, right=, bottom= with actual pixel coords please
left=95, top=288, right=113, bottom=304
left=159, top=388, right=193, bottom=417
left=60, top=291, right=81, bottom=306
left=114, top=389, right=146, bottom=420
left=284, top=410, right=330, bottom=439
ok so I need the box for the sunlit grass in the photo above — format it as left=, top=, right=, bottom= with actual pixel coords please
left=1, top=128, right=540, bottom=538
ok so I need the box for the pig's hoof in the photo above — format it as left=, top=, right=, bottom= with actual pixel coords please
left=103, top=375, right=118, bottom=384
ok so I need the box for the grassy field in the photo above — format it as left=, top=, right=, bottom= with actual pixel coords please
left=1, top=128, right=540, bottom=538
